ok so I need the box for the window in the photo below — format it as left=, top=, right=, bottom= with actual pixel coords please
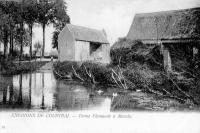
left=90, top=42, right=101, bottom=55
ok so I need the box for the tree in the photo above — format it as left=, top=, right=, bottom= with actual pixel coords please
left=4, top=1, right=19, bottom=56
left=0, top=1, right=16, bottom=58
left=52, top=30, right=59, bottom=49
left=18, top=0, right=26, bottom=61
left=0, top=9, right=10, bottom=58
left=0, top=0, right=70, bottom=61
left=51, top=0, right=70, bottom=49
left=24, top=0, right=38, bottom=59
left=37, top=0, right=54, bottom=57
left=14, top=27, right=31, bottom=49
left=34, top=41, right=42, bottom=57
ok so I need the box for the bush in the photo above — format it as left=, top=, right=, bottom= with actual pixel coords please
left=111, top=38, right=200, bottom=105
left=53, top=61, right=79, bottom=77
left=53, top=61, right=159, bottom=90
left=123, top=63, right=159, bottom=90
left=0, top=61, right=48, bottom=75
left=110, top=39, right=163, bottom=70
left=53, top=61, right=115, bottom=85
left=81, top=62, right=114, bottom=84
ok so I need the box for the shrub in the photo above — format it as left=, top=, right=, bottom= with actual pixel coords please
left=80, top=62, right=114, bottom=84
left=123, top=63, right=159, bottom=90
left=110, top=39, right=163, bottom=69
left=53, top=61, right=79, bottom=77
left=0, top=61, right=48, bottom=75
left=53, top=61, right=115, bottom=85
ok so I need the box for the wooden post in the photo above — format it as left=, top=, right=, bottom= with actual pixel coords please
left=163, top=45, right=172, bottom=73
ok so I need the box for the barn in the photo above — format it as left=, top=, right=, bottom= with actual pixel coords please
left=58, top=24, right=110, bottom=64
left=127, top=7, right=200, bottom=71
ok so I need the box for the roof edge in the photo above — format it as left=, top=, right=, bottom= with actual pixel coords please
left=134, top=6, right=200, bottom=17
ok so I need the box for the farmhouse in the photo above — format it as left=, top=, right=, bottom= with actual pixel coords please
left=127, top=7, right=200, bottom=71
left=58, top=24, right=110, bottom=64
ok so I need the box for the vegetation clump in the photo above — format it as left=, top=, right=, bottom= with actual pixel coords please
left=0, top=60, right=48, bottom=75
left=53, top=61, right=115, bottom=85
left=111, top=37, right=200, bottom=105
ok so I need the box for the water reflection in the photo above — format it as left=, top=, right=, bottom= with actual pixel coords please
left=0, top=72, right=112, bottom=111
left=55, top=81, right=111, bottom=111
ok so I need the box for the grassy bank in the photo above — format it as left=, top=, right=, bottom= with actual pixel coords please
left=0, top=61, right=48, bottom=75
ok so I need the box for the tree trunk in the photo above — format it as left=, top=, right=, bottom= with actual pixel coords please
left=19, top=0, right=24, bottom=62
left=9, top=30, right=14, bottom=56
left=30, top=25, right=33, bottom=60
left=3, top=28, right=8, bottom=59
left=9, top=30, right=12, bottom=56
left=29, top=73, right=32, bottom=108
left=19, top=22, right=23, bottom=61
left=41, top=73, right=45, bottom=109
left=3, top=36, right=8, bottom=60
left=3, top=41, right=7, bottom=59
left=18, top=74, right=23, bottom=105
left=11, top=32, right=13, bottom=54
left=42, top=24, right=45, bottom=58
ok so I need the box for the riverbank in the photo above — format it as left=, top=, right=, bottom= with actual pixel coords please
left=53, top=61, right=200, bottom=110
left=0, top=60, right=49, bottom=75
left=53, top=39, right=200, bottom=110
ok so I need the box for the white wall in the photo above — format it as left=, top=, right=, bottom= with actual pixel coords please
left=58, top=26, right=75, bottom=62
left=74, top=41, right=90, bottom=62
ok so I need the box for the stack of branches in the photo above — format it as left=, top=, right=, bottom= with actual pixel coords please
left=111, top=65, right=128, bottom=90
left=53, top=61, right=114, bottom=85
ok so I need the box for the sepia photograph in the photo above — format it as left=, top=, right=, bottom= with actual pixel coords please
left=0, top=0, right=200, bottom=133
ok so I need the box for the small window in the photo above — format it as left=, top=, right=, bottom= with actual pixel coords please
left=90, top=42, right=101, bottom=55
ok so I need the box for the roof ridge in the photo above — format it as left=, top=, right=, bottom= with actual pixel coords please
left=135, top=6, right=200, bottom=17
left=66, top=24, right=109, bottom=44
left=66, top=24, right=103, bottom=33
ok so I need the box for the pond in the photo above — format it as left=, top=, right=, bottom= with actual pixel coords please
left=0, top=71, right=116, bottom=112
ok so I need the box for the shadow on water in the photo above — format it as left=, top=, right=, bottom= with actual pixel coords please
left=0, top=72, right=113, bottom=111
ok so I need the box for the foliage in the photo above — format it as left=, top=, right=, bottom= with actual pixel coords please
left=33, top=41, right=42, bottom=55
left=14, top=27, right=31, bottom=47
left=53, top=61, right=115, bottom=85
left=0, top=0, right=70, bottom=60
left=23, top=0, right=38, bottom=28
left=52, top=30, right=59, bottom=49
left=111, top=38, right=200, bottom=105
left=53, top=61, right=159, bottom=89
left=0, top=7, right=10, bottom=56
left=37, top=0, right=54, bottom=26
left=51, top=0, right=70, bottom=49
left=110, top=39, right=161, bottom=68
left=0, top=60, right=48, bottom=75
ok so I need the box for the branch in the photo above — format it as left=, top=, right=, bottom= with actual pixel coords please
left=53, top=69, right=69, bottom=78
left=72, top=65, right=84, bottom=81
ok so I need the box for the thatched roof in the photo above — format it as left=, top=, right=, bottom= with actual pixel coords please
left=111, top=38, right=143, bottom=49
left=67, top=24, right=109, bottom=44
left=127, top=7, right=200, bottom=43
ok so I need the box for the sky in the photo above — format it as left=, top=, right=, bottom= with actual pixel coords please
left=32, top=0, right=200, bottom=53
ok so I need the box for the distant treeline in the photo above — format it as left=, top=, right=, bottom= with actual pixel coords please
left=0, top=0, right=70, bottom=61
